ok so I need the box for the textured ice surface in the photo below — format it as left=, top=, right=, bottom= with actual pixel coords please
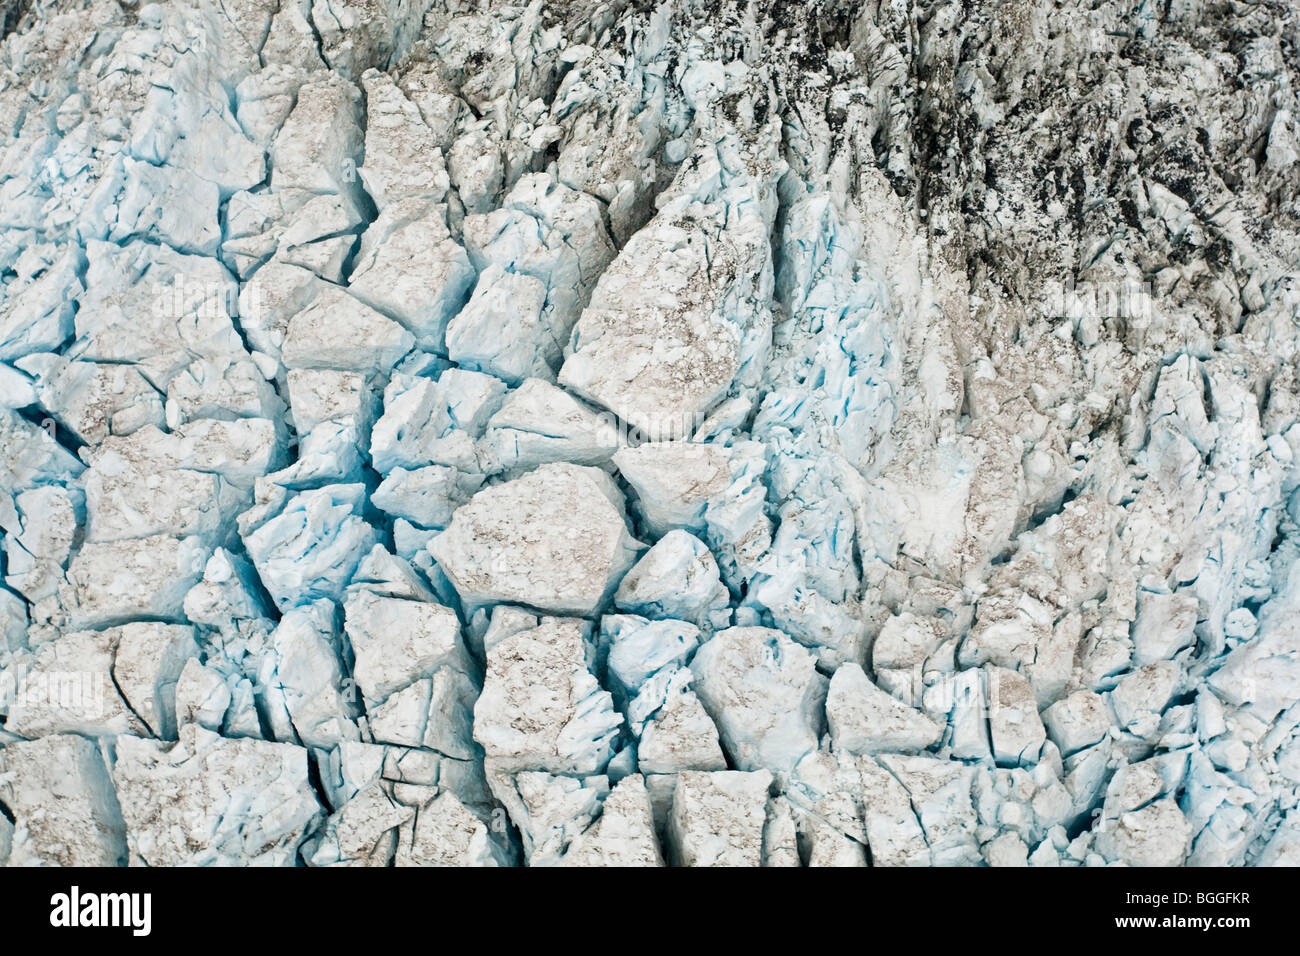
left=2, top=0, right=1300, bottom=868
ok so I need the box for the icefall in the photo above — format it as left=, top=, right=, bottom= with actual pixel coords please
left=1, top=0, right=1299, bottom=868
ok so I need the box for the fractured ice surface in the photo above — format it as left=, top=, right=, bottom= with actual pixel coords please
left=613, top=529, right=731, bottom=631
left=0, top=734, right=126, bottom=866
left=429, top=463, right=643, bottom=614
left=3, top=0, right=1300, bottom=868
left=474, top=616, right=621, bottom=774
left=691, top=626, right=828, bottom=778
left=112, top=726, right=322, bottom=866
left=667, top=769, right=772, bottom=867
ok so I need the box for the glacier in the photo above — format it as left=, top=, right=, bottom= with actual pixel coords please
left=0, top=0, right=1299, bottom=869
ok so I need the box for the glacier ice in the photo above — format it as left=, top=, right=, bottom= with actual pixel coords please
left=667, top=769, right=772, bottom=867
left=429, top=462, right=643, bottom=615
left=1, top=0, right=1299, bottom=870
left=474, top=616, right=621, bottom=775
